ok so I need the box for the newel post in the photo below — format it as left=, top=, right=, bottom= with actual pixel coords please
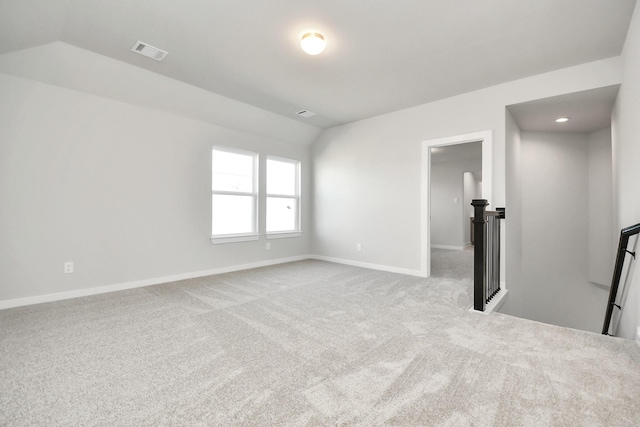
left=472, top=199, right=488, bottom=311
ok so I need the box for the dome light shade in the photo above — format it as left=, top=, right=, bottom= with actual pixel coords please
left=555, top=117, right=570, bottom=123
left=301, top=32, right=326, bottom=55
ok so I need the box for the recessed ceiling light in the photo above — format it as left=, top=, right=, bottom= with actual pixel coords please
left=555, top=117, right=570, bottom=123
left=300, top=32, right=326, bottom=55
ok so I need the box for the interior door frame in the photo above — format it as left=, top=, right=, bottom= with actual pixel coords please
left=421, top=130, right=493, bottom=277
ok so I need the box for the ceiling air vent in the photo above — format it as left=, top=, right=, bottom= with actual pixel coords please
left=131, top=41, right=168, bottom=61
left=296, top=110, right=316, bottom=118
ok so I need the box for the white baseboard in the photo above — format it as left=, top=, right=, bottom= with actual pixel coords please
left=309, top=255, right=426, bottom=278
left=431, top=244, right=465, bottom=251
left=1, top=255, right=427, bottom=310
left=0, top=255, right=310, bottom=310
left=468, top=288, right=509, bottom=315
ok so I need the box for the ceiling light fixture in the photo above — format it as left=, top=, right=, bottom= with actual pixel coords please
left=131, top=41, right=168, bottom=61
left=296, top=109, right=317, bottom=118
left=555, top=117, right=570, bottom=123
left=301, top=32, right=326, bottom=55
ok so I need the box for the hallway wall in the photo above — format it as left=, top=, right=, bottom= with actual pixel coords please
left=612, top=0, right=640, bottom=340
left=431, top=156, right=481, bottom=249
left=587, top=128, right=615, bottom=286
left=515, top=131, right=609, bottom=332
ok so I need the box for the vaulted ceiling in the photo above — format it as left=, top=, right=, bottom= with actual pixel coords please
left=0, top=0, right=636, bottom=129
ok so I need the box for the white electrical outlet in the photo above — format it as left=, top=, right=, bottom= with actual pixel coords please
left=64, top=262, right=74, bottom=274
left=266, top=243, right=271, bottom=250
left=356, top=243, right=362, bottom=251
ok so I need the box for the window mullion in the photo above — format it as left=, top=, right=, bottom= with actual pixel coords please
left=213, top=189, right=257, bottom=197
left=265, top=193, right=295, bottom=199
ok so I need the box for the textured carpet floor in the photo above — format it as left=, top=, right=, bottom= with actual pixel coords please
left=1, top=259, right=639, bottom=426
left=430, top=247, right=474, bottom=280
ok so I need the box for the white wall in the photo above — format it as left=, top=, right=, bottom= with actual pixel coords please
left=462, top=172, right=479, bottom=245
left=516, top=132, right=609, bottom=332
left=612, top=0, right=640, bottom=340
left=431, top=156, right=481, bottom=248
left=0, top=48, right=316, bottom=305
left=504, top=124, right=613, bottom=331
left=587, top=128, right=614, bottom=286
left=503, top=109, right=523, bottom=316
left=312, top=58, right=622, bottom=275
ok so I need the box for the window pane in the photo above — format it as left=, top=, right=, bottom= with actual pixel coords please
left=267, top=159, right=296, bottom=196
left=212, top=150, right=254, bottom=192
left=266, top=197, right=297, bottom=232
left=212, top=195, right=254, bottom=235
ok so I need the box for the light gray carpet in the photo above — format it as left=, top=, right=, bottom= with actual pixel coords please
left=1, top=259, right=639, bottom=426
left=430, top=247, right=474, bottom=280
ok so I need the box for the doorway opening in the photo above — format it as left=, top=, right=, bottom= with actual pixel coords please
left=420, top=131, right=493, bottom=277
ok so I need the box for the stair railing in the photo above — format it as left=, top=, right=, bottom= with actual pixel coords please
left=472, top=199, right=505, bottom=312
left=601, top=223, right=640, bottom=335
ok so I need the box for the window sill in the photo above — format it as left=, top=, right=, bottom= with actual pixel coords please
left=266, top=231, right=302, bottom=240
left=210, top=234, right=260, bottom=245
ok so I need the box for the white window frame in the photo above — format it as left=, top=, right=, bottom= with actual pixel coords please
left=211, top=146, right=259, bottom=244
left=266, top=156, right=302, bottom=239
